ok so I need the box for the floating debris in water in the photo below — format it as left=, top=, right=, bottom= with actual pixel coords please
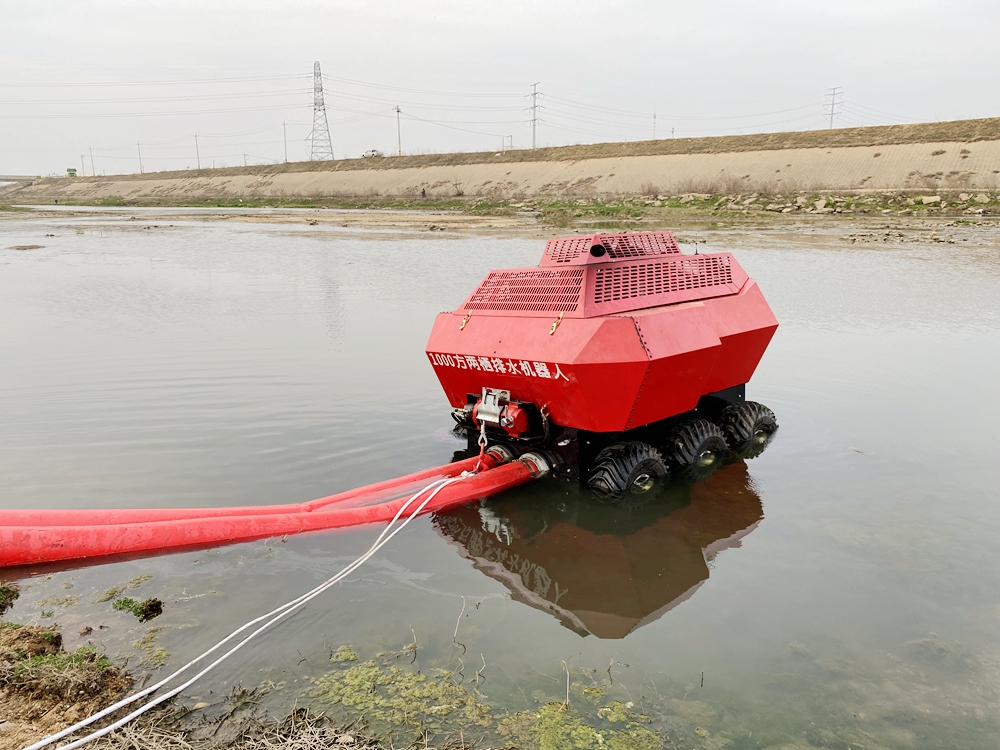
left=112, top=597, right=163, bottom=622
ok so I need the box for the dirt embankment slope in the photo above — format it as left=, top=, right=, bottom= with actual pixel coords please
left=7, top=117, right=1000, bottom=203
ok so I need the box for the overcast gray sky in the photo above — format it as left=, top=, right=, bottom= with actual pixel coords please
left=2, top=0, right=997, bottom=176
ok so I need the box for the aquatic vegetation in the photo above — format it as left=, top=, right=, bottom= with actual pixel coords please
left=132, top=628, right=161, bottom=651
left=95, top=584, right=127, bottom=602
left=312, top=647, right=674, bottom=748
left=112, top=597, right=137, bottom=612
left=139, top=647, right=170, bottom=670
left=311, top=659, right=491, bottom=738
left=96, top=575, right=154, bottom=604
left=112, top=597, right=164, bottom=622
left=36, top=595, right=80, bottom=608
left=133, top=627, right=170, bottom=670
left=0, top=581, right=20, bottom=615
left=498, top=702, right=661, bottom=750
left=330, top=644, right=358, bottom=663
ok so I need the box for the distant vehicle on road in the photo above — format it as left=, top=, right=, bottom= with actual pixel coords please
left=362, top=149, right=384, bottom=158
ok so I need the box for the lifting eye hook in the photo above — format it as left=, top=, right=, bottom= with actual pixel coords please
left=474, top=420, right=489, bottom=472
left=460, top=313, right=472, bottom=330
left=549, top=312, right=564, bottom=335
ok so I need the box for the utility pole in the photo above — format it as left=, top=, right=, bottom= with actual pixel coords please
left=310, top=61, right=335, bottom=161
left=282, top=121, right=288, bottom=163
left=89, top=147, right=95, bottom=176
left=243, top=154, right=248, bottom=167
left=137, top=142, right=143, bottom=174
left=653, top=112, right=657, bottom=140
left=80, top=155, right=86, bottom=176
left=395, top=106, right=402, bottom=156
left=195, top=134, right=201, bottom=170
left=825, top=87, right=842, bottom=129
left=529, top=82, right=541, bottom=149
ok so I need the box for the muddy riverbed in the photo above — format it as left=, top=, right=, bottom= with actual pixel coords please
left=1, top=209, right=999, bottom=749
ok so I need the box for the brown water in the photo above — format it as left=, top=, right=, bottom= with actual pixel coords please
left=2, top=211, right=999, bottom=748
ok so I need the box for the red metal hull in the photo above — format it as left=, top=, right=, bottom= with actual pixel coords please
left=426, top=273, right=777, bottom=432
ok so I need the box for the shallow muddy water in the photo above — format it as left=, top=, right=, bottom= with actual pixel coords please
left=2, top=213, right=1000, bottom=748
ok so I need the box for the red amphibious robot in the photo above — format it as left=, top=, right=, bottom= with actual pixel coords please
left=426, top=231, right=779, bottom=497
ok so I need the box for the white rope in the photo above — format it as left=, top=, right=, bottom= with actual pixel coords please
left=23, top=473, right=470, bottom=750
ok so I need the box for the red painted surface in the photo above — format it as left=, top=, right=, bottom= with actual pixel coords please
left=0, top=454, right=538, bottom=569
left=0, top=455, right=489, bottom=529
left=427, top=233, right=778, bottom=433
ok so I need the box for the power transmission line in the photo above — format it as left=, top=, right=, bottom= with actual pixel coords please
left=0, top=74, right=306, bottom=88
left=395, top=106, right=402, bottom=155
left=322, top=73, right=523, bottom=98
left=528, top=82, right=541, bottom=148
left=2, top=88, right=309, bottom=105
left=825, top=87, right=842, bottom=129
left=309, top=62, right=334, bottom=161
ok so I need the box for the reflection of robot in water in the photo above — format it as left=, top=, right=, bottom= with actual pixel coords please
left=432, top=461, right=763, bottom=639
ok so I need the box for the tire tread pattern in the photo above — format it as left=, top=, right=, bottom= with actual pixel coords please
left=720, top=402, right=777, bottom=445
left=666, top=419, right=729, bottom=467
left=587, top=441, right=667, bottom=498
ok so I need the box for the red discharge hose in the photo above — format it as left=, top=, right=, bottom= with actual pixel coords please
left=0, top=454, right=492, bottom=528
left=0, top=451, right=549, bottom=569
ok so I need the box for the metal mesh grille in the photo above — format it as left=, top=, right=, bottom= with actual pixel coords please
left=603, top=232, right=681, bottom=259
left=593, top=256, right=733, bottom=304
left=544, top=237, right=592, bottom=264
left=463, top=268, right=584, bottom=312
left=543, top=232, right=681, bottom=264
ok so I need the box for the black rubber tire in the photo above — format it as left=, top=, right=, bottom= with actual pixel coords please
left=720, top=402, right=778, bottom=446
left=665, top=419, right=729, bottom=468
left=586, top=441, right=668, bottom=500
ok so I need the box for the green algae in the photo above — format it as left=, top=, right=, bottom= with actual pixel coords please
left=498, top=702, right=661, bottom=750
left=311, top=659, right=491, bottom=737
left=37, top=595, right=80, bottom=608
left=330, top=645, right=358, bottom=663
left=139, top=647, right=170, bottom=669
left=112, top=597, right=137, bottom=612
left=303, top=633, right=1000, bottom=750
left=311, top=646, right=674, bottom=748
left=95, top=584, right=127, bottom=603
left=132, top=627, right=169, bottom=669
left=95, top=575, right=153, bottom=604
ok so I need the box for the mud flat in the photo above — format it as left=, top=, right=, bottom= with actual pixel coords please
left=5, top=118, right=1000, bottom=205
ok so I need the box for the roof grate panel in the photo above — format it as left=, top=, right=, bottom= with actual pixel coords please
left=593, top=256, right=733, bottom=304
left=543, top=232, right=681, bottom=264
left=462, top=268, right=585, bottom=312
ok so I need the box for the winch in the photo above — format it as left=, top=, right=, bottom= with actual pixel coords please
left=426, top=230, right=779, bottom=496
